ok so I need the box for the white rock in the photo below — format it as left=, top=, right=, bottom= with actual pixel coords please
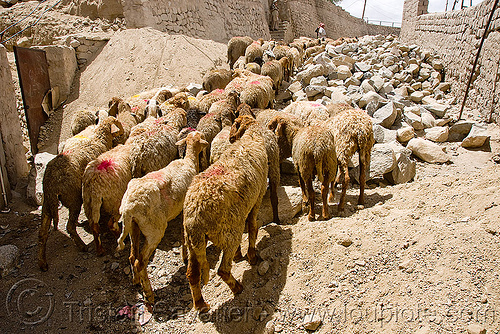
left=336, top=65, right=352, bottom=80
left=327, top=88, right=353, bottom=105
left=360, top=80, right=376, bottom=93
left=424, top=126, right=449, bottom=142
left=373, top=101, right=397, bottom=128
left=370, top=143, right=397, bottom=178
left=369, top=75, right=385, bottom=92
left=258, top=261, right=270, bottom=275
left=0, top=245, right=20, bottom=278
left=385, top=144, right=416, bottom=184
left=461, top=123, right=490, bottom=148
left=288, top=81, right=303, bottom=93
left=296, top=64, right=325, bottom=85
left=257, top=186, right=303, bottom=225
left=410, top=91, right=424, bottom=103
left=344, top=76, right=360, bottom=87
left=358, top=91, right=386, bottom=108
left=467, top=324, right=486, bottom=334
left=404, top=112, right=424, bottom=131
left=397, top=126, right=415, bottom=143
left=355, top=62, right=371, bottom=72
left=407, top=138, right=451, bottom=163
left=421, top=111, right=436, bottom=128
left=373, top=124, right=397, bottom=143
left=309, top=76, right=327, bottom=86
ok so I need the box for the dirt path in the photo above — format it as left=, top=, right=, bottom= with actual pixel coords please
left=1, top=124, right=499, bottom=334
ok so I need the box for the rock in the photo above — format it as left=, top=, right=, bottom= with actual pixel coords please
left=27, top=152, right=56, bottom=205
left=410, top=91, right=424, bottom=103
left=337, top=237, right=352, bottom=247
left=123, top=266, right=131, bottom=275
left=408, top=63, right=419, bottom=75
left=355, top=62, right=371, bottom=72
left=369, top=144, right=397, bottom=178
left=309, top=76, right=327, bottom=86
left=424, top=126, right=449, bottom=142
left=287, top=81, right=303, bottom=93
left=397, top=126, right=415, bottom=143
left=257, top=186, right=302, bottom=225
left=421, top=111, right=436, bottom=128
left=293, top=90, right=307, bottom=102
left=327, top=88, right=352, bottom=105
left=449, top=120, right=474, bottom=142
left=422, top=100, right=449, bottom=118
left=404, top=112, right=424, bottom=130
left=264, top=320, right=275, bottom=334
left=344, top=76, right=360, bottom=87
left=407, top=138, right=451, bottom=163
left=336, top=65, right=352, bottom=80
left=303, top=314, right=322, bottom=331
left=16, top=36, right=31, bottom=48
left=369, top=75, right=385, bottom=92
left=404, top=106, right=421, bottom=116
left=461, top=123, right=490, bottom=148
left=373, top=124, right=397, bottom=143
left=358, top=91, right=386, bottom=108
left=258, top=261, right=270, bottom=276
left=373, top=101, right=397, bottom=128
left=305, top=85, right=326, bottom=97
left=360, top=80, right=375, bottom=93
left=186, top=83, right=202, bottom=96
left=0, top=245, right=20, bottom=278
left=385, top=144, right=416, bottom=184
left=111, top=262, right=119, bottom=270
left=466, top=324, right=486, bottom=334
left=296, top=64, right=325, bottom=85
left=437, top=82, right=451, bottom=92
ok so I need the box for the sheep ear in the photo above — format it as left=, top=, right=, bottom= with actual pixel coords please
left=108, top=102, right=119, bottom=117
left=276, top=121, right=286, bottom=137
left=175, top=138, right=187, bottom=146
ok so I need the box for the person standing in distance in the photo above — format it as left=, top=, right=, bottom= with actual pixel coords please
left=270, top=0, right=279, bottom=31
left=315, top=22, right=326, bottom=41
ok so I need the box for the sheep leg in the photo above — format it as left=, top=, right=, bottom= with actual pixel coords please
left=358, top=153, right=368, bottom=208
left=67, top=206, right=87, bottom=252
left=305, top=175, right=316, bottom=221
left=135, top=235, right=162, bottom=305
left=187, top=248, right=210, bottom=313
left=269, top=176, right=280, bottom=224
left=329, top=166, right=342, bottom=202
left=91, top=220, right=104, bottom=256
left=320, top=172, right=331, bottom=220
left=108, top=215, right=122, bottom=239
left=38, top=213, right=52, bottom=271
left=247, top=205, right=262, bottom=265
left=234, top=245, right=244, bottom=262
left=338, top=163, right=349, bottom=213
left=129, top=222, right=141, bottom=285
left=52, top=209, right=59, bottom=231
left=218, top=246, right=243, bottom=295
left=181, top=229, right=188, bottom=265
left=297, top=171, right=309, bottom=208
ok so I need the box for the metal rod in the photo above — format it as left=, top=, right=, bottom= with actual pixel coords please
left=0, top=162, right=8, bottom=209
left=459, top=0, right=500, bottom=120
left=445, top=0, right=450, bottom=11
left=452, top=0, right=458, bottom=10
left=362, top=0, right=367, bottom=20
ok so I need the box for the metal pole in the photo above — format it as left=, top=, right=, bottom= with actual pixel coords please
left=445, top=0, right=449, bottom=11
left=362, top=0, right=367, bottom=20
left=452, top=0, right=458, bottom=10
left=459, top=0, right=500, bottom=120
left=461, top=0, right=465, bottom=9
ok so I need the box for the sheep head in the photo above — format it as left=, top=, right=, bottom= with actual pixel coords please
left=176, top=130, right=208, bottom=156
left=235, top=103, right=255, bottom=118
left=229, top=115, right=257, bottom=143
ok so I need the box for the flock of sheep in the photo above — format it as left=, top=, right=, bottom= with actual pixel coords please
left=37, top=34, right=374, bottom=312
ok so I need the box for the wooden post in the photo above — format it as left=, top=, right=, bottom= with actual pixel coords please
left=0, top=129, right=11, bottom=210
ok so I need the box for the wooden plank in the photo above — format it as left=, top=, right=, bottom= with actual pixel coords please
left=0, top=128, right=12, bottom=210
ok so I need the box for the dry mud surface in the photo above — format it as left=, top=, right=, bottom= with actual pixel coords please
left=1, top=133, right=500, bottom=334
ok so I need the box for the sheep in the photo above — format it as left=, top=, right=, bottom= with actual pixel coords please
left=117, top=131, right=208, bottom=304
left=128, top=109, right=187, bottom=178
left=325, top=104, right=374, bottom=213
left=198, top=89, right=226, bottom=113
left=160, top=92, right=190, bottom=115
left=183, top=116, right=269, bottom=312
left=196, top=90, right=239, bottom=169
left=229, top=115, right=281, bottom=224
left=282, top=101, right=329, bottom=126
left=245, top=39, right=264, bottom=65
left=233, top=56, right=247, bottom=70
left=228, top=71, right=275, bottom=109
left=38, top=116, right=124, bottom=271
left=245, top=62, right=261, bottom=74
left=82, top=144, right=133, bottom=256
left=261, top=60, right=283, bottom=92
left=227, top=36, right=253, bottom=69
left=305, top=45, right=325, bottom=59
left=268, top=114, right=337, bottom=221
left=108, top=97, right=146, bottom=145
left=202, top=69, right=233, bottom=92
left=279, top=56, right=292, bottom=83
left=144, top=87, right=174, bottom=118
left=288, top=46, right=302, bottom=71
left=71, top=110, right=98, bottom=136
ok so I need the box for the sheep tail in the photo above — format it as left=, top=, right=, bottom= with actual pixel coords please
left=316, top=158, right=324, bottom=184
left=41, top=184, right=59, bottom=230
left=116, top=211, right=132, bottom=252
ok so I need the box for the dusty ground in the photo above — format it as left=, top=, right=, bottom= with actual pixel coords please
left=1, top=129, right=500, bottom=334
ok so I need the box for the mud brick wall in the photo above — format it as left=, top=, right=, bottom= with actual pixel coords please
left=401, top=0, right=500, bottom=122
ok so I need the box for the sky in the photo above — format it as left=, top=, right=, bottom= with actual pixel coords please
left=338, top=0, right=485, bottom=26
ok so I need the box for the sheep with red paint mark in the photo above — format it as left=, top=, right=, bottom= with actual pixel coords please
left=184, top=116, right=269, bottom=313
left=197, top=88, right=227, bottom=113
left=268, top=113, right=337, bottom=221
left=108, top=97, right=147, bottom=145
left=227, top=36, right=253, bottom=69
left=38, top=116, right=124, bottom=271
left=261, top=59, right=283, bottom=92
left=117, top=131, right=208, bottom=304
left=82, top=144, right=133, bottom=255
left=202, top=69, right=233, bottom=92
left=245, top=39, right=264, bottom=65
left=226, top=70, right=275, bottom=109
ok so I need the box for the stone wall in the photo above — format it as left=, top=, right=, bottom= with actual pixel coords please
left=281, top=0, right=400, bottom=39
left=401, top=0, right=500, bottom=122
left=0, top=45, right=29, bottom=188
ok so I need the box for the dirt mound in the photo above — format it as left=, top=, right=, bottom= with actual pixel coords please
left=47, top=27, right=228, bottom=151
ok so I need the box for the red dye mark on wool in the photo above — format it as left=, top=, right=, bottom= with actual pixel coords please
left=146, top=171, right=164, bottom=182
left=214, top=89, right=225, bottom=93
left=311, top=103, right=323, bottom=107
left=249, top=80, right=260, bottom=85
left=97, top=159, right=115, bottom=172
left=202, top=165, right=226, bottom=178
left=132, top=106, right=139, bottom=112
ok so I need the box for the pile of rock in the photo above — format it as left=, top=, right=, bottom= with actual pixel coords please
left=280, top=34, right=491, bottom=184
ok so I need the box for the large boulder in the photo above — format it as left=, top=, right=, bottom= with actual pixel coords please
left=384, top=144, right=416, bottom=184
left=372, top=101, right=397, bottom=128
left=0, top=245, right=20, bottom=278
left=449, top=120, right=474, bottom=142
left=424, top=126, right=449, bottom=142
left=258, top=186, right=302, bottom=225
left=407, top=138, right=451, bottom=163
left=461, top=123, right=490, bottom=148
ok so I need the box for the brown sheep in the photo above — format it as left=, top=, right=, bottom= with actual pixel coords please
left=268, top=114, right=337, bottom=221
left=184, top=116, right=268, bottom=312
left=38, top=116, right=124, bottom=271
left=227, top=36, right=253, bottom=70
left=245, top=62, right=261, bottom=74
left=108, top=97, right=146, bottom=145
left=261, top=60, right=283, bottom=92
left=202, top=69, right=233, bottom=93
left=197, top=89, right=226, bottom=113
left=326, top=104, right=374, bottom=212
left=245, top=39, right=264, bottom=65
left=279, top=56, right=292, bottom=82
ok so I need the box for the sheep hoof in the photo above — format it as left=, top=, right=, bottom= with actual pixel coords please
left=38, top=260, right=48, bottom=272
left=319, top=214, right=331, bottom=221
left=356, top=204, right=365, bottom=210
left=195, top=300, right=210, bottom=313
left=307, top=214, right=315, bottom=221
left=232, top=281, right=243, bottom=295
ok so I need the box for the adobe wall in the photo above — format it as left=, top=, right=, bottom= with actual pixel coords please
left=400, top=0, right=500, bottom=122
left=65, top=0, right=400, bottom=43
